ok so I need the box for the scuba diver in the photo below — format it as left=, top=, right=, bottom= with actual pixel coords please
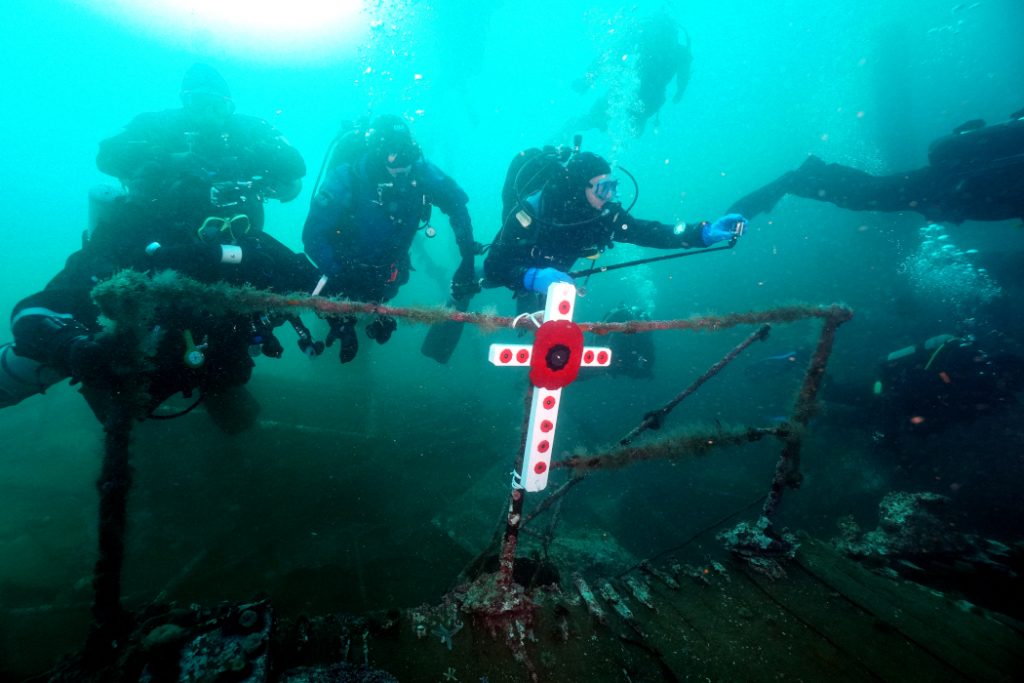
left=5, top=225, right=321, bottom=432
left=819, top=331, right=1024, bottom=448
left=871, top=333, right=1024, bottom=444
left=564, top=10, right=692, bottom=136
left=483, top=144, right=746, bottom=311
left=97, top=63, right=306, bottom=231
left=600, top=304, right=656, bottom=379
left=1, top=64, right=321, bottom=432
left=302, top=114, right=482, bottom=364
left=728, top=108, right=1024, bottom=224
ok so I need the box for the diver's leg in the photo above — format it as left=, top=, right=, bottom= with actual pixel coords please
left=727, top=161, right=813, bottom=218
left=203, top=353, right=259, bottom=434
left=730, top=157, right=933, bottom=217
left=786, top=160, right=932, bottom=213
left=0, top=342, right=66, bottom=408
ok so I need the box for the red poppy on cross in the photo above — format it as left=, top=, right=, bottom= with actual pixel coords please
left=488, top=282, right=612, bottom=491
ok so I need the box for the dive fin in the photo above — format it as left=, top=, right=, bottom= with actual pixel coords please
left=421, top=297, right=471, bottom=364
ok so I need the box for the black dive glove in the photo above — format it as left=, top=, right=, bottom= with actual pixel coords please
left=15, top=314, right=125, bottom=390
left=365, top=315, right=397, bottom=344
left=324, top=316, right=358, bottom=364
left=450, top=257, right=481, bottom=301
left=66, top=335, right=126, bottom=390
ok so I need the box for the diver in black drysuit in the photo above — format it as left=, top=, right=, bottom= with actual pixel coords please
left=819, top=332, right=1024, bottom=449
left=873, top=333, right=1024, bottom=441
left=600, top=305, right=656, bottom=379
left=567, top=11, right=693, bottom=136
left=1, top=64, right=320, bottom=431
left=729, top=109, right=1024, bottom=224
left=5, top=195, right=322, bottom=432
left=484, top=149, right=745, bottom=312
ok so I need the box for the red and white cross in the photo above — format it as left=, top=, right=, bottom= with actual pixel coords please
left=488, top=282, right=612, bottom=491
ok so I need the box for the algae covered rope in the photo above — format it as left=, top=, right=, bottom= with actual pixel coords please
left=554, top=425, right=785, bottom=475
left=579, top=303, right=853, bottom=335
left=523, top=424, right=782, bottom=562
left=523, top=424, right=784, bottom=531
left=90, top=270, right=854, bottom=338
left=87, top=270, right=852, bottom=573
left=90, top=270, right=517, bottom=333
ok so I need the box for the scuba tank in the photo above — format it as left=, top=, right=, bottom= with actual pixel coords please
left=928, top=116, right=1024, bottom=171
left=310, top=119, right=371, bottom=201
left=501, top=135, right=639, bottom=229
left=312, top=117, right=438, bottom=236
left=501, top=143, right=575, bottom=224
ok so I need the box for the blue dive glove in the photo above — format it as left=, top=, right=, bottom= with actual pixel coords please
left=702, top=214, right=747, bottom=246
left=522, top=267, right=574, bottom=294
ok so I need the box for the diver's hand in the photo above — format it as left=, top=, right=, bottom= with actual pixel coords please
left=451, top=278, right=481, bottom=302
left=288, top=316, right=324, bottom=357
left=522, top=267, right=574, bottom=295
left=297, top=336, right=325, bottom=357
left=451, top=258, right=481, bottom=301
left=702, top=214, right=746, bottom=246
left=66, top=336, right=124, bottom=390
left=324, top=316, right=358, bottom=364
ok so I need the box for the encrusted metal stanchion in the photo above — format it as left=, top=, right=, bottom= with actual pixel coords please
left=619, top=323, right=771, bottom=445
left=87, top=400, right=135, bottom=658
left=83, top=327, right=153, bottom=665
left=719, top=308, right=853, bottom=578
left=523, top=324, right=773, bottom=531
left=497, top=386, right=535, bottom=589
left=762, top=312, right=848, bottom=520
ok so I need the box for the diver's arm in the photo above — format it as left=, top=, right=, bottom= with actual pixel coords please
left=672, top=32, right=693, bottom=104
left=245, top=117, right=307, bottom=202
left=248, top=233, right=323, bottom=293
left=482, top=224, right=535, bottom=293
left=608, top=209, right=707, bottom=249
left=301, top=165, right=350, bottom=280
left=422, top=163, right=478, bottom=258
left=270, top=178, right=303, bottom=203
left=10, top=273, right=101, bottom=375
left=96, top=113, right=164, bottom=180
left=482, top=243, right=531, bottom=293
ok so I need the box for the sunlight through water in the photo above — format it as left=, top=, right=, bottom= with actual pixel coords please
left=79, top=0, right=368, bottom=61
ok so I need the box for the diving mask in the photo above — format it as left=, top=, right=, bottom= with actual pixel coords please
left=589, top=178, right=619, bottom=202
